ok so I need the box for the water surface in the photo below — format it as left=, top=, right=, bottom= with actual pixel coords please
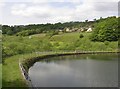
left=29, top=54, right=118, bottom=87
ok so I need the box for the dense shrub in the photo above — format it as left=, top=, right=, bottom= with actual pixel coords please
left=104, top=41, right=109, bottom=45
left=79, top=34, right=84, bottom=38
left=90, top=16, right=118, bottom=42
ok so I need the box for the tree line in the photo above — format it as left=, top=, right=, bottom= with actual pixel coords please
left=2, top=22, right=93, bottom=35
left=2, top=16, right=119, bottom=42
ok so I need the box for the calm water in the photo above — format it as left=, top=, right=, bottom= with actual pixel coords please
left=29, top=54, right=118, bottom=87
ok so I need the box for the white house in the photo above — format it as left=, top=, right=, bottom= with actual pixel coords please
left=86, top=28, right=92, bottom=32
left=66, top=28, right=70, bottom=32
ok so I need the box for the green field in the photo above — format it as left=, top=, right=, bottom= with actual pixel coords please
left=2, top=32, right=118, bottom=87
left=3, top=32, right=118, bottom=57
left=2, top=56, right=26, bottom=87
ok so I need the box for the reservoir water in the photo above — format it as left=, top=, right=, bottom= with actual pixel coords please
left=29, top=53, right=118, bottom=87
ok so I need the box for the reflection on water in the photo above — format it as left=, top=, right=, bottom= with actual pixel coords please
left=29, top=54, right=118, bottom=87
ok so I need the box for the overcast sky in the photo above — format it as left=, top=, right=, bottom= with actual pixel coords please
left=0, top=0, right=119, bottom=25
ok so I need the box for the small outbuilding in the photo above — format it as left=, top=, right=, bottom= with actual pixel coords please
left=86, top=28, right=92, bottom=32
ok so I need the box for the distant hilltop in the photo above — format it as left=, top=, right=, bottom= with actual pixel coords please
left=1, top=16, right=119, bottom=36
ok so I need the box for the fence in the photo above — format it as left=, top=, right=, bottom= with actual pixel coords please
left=33, top=50, right=119, bottom=55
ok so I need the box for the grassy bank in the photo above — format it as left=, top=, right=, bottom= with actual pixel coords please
left=3, top=32, right=118, bottom=58
left=2, top=55, right=27, bottom=87
left=2, top=52, right=58, bottom=87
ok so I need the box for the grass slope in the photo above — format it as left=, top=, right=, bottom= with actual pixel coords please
left=3, top=32, right=118, bottom=56
left=2, top=55, right=27, bottom=87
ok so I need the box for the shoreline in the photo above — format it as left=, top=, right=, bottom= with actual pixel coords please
left=20, top=51, right=119, bottom=87
left=21, top=51, right=119, bottom=71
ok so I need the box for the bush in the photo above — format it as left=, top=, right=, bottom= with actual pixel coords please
left=46, top=30, right=59, bottom=38
left=90, top=17, right=118, bottom=42
left=7, top=30, right=13, bottom=35
left=104, top=41, right=109, bottom=45
left=79, top=34, right=84, bottom=38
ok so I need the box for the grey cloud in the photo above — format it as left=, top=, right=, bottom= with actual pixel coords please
left=93, top=2, right=118, bottom=12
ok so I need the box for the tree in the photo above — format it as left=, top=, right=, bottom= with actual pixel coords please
left=46, top=30, right=59, bottom=38
left=7, top=30, right=13, bottom=35
left=90, top=16, right=118, bottom=42
left=85, top=20, right=88, bottom=23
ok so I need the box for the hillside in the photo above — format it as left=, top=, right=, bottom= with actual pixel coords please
left=3, top=32, right=118, bottom=58
left=2, top=16, right=119, bottom=58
